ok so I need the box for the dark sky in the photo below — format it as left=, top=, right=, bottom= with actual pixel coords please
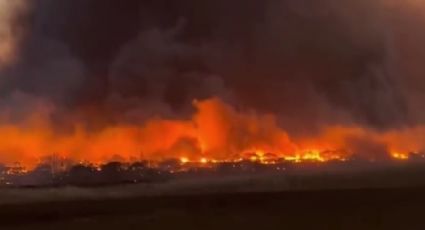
left=1, top=0, right=424, bottom=135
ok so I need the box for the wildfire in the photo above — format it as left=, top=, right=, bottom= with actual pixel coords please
left=391, top=152, right=409, bottom=160
left=0, top=97, right=422, bottom=169
left=180, top=157, right=189, bottom=164
left=284, top=151, right=325, bottom=163
left=200, top=158, right=208, bottom=164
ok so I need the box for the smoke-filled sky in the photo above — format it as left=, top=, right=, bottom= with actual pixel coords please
left=0, top=0, right=425, bottom=166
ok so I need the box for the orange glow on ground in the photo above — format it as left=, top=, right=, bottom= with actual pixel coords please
left=391, top=152, right=409, bottom=160
left=200, top=158, right=208, bottom=164
left=180, top=157, right=189, bottom=164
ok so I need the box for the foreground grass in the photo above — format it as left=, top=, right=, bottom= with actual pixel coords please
left=1, top=186, right=424, bottom=230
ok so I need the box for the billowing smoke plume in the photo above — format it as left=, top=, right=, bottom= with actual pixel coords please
left=20, top=0, right=417, bottom=128
left=0, top=0, right=425, bottom=166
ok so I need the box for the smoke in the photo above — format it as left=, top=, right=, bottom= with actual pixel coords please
left=0, top=0, right=28, bottom=68
left=23, top=1, right=414, bottom=127
left=0, top=0, right=424, bottom=165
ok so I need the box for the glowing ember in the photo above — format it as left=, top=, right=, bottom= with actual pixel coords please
left=391, top=152, right=409, bottom=160
left=180, top=157, right=189, bottom=164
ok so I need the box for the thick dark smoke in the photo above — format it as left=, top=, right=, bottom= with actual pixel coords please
left=1, top=0, right=424, bottom=134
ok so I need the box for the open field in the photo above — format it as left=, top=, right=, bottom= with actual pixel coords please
left=1, top=186, right=425, bottom=230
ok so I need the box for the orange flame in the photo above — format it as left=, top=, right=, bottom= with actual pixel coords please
left=0, top=98, right=422, bottom=169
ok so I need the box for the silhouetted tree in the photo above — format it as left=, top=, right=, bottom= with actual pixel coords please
left=41, top=154, right=75, bottom=174
left=100, top=162, right=127, bottom=184
left=67, top=164, right=98, bottom=185
left=129, top=161, right=148, bottom=171
left=128, top=161, right=149, bottom=182
left=18, top=164, right=54, bottom=186
left=158, top=159, right=180, bottom=172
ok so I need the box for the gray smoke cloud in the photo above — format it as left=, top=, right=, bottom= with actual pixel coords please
left=1, top=0, right=424, bottom=135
